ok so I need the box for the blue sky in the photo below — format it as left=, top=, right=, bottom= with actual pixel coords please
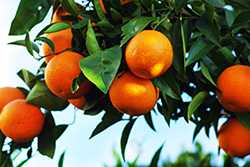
left=0, top=1, right=246, bottom=167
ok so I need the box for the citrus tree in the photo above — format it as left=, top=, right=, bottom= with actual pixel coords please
left=1, top=0, right=250, bottom=166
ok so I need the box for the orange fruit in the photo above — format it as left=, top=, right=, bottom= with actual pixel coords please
left=68, top=96, right=87, bottom=110
left=0, top=99, right=44, bottom=143
left=218, top=118, right=250, bottom=157
left=98, top=0, right=133, bottom=13
left=125, top=30, right=173, bottom=79
left=0, top=87, right=25, bottom=112
left=217, top=65, right=250, bottom=112
left=45, top=51, right=91, bottom=99
left=42, top=28, right=73, bottom=63
left=109, top=72, right=158, bottom=116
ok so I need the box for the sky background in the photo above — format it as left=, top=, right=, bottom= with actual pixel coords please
left=0, top=1, right=248, bottom=167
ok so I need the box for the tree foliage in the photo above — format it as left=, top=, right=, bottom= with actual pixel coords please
left=1, top=0, right=250, bottom=165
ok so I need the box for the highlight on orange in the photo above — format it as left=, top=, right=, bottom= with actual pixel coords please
left=217, top=65, right=250, bottom=113
left=0, top=87, right=25, bottom=112
left=125, top=30, right=173, bottom=79
left=109, top=72, right=158, bottom=116
left=218, top=118, right=250, bottom=157
left=45, top=51, right=91, bottom=99
left=0, top=99, right=44, bottom=143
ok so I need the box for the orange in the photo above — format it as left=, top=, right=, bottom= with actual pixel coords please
left=218, top=118, right=250, bottom=157
left=109, top=72, right=158, bottom=116
left=0, top=87, right=25, bottom=112
left=45, top=51, right=91, bottom=99
left=98, top=0, right=133, bottom=13
left=125, top=30, right=173, bottom=79
left=0, top=99, right=44, bottom=143
left=217, top=65, right=250, bottom=112
left=68, top=96, right=87, bottom=110
left=42, top=29, right=73, bottom=63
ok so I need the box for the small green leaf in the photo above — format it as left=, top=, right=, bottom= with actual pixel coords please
left=9, top=40, right=40, bottom=54
left=121, top=119, right=137, bottom=161
left=175, top=0, right=187, bottom=10
left=144, top=112, right=156, bottom=132
left=58, top=152, right=66, bottom=167
left=149, top=144, right=164, bottom=167
left=25, top=33, right=34, bottom=56
left=233, top=10, right=250, bottom=28
left=27, top=81, right=69, bottom=111
left=44, top=22, right=71, bottom=34
left=86, top=20, right=101, bottom=55
left=17, top=159, right=29, bottom=167
left=35, top=36, right=55, bottom=53
left=60, top=0, right=79, bottom=16
left=17, top=69, right=36, bottom=89
left=9, top=0, right=52, bottom=35
left=0, top=152, right=13, bottom=167
left=217, top=47, right=235, bottom=64
left=80, top=46, right=122, bottom=94
left=54, top=125, right=68, bottom=140
left=38, top=112, right=56, bottom=158
left=188, top=91, right=208, bottom=120
left=225, top=9, right=237, bottom=27
left=193, top=125, right=203, bottom=142
left=120, top=17, right=156, bottom=46
left=235, top=113, right=250, bottom=130
left=72, top=18, right=89, bottom=29
left=185, top=38, right=214, bottom=66
left=205, top=0, right=225, bottom=8
left=200, top=63, right=216, bottom=86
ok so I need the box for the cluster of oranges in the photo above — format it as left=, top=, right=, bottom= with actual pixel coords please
left=217, top=65, right=250, bottom=157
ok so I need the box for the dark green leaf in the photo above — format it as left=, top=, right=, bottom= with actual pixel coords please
left=9, top=0, right=52, bottom=35
left=72, top=18, right=89, bottom=29
left=16, top=159, right=29, bottom=167
left=35, top=36, right=55, bottom=53
left=25, top=33, right=34, bottom=56
left=80, top=46, right=122, bottom=94
left=188, top=91, right=208, bottom=120
left=27, top=81, right=69, bottom=111
left=0, top=131, right=5, bottom=161
left=17, top=69, right=36, bottom=89
left=185, top=38, right=213, bottom=66
left=44, top=22, right=71, bottom=33
left=149, top=144, right=164, bottom=167
left=120, top=17, right=156, bottom=46
left=193, top=125, right=203, bottom=141
left=86, top=20, right=101, bottom=55
left=8, top=40, right=39, bottom=53
left=200, top=62, right=216, bottom=86
left=58, top=151, right=65, bottom=167
left=38, top=112, right=56, bottom=158
left=217, top=47, right=235, bottom=64
left=175, top=0, right=187, bottom=10
left=121, top=119, right=137, bottom=161
left=205, top=0, right=225, bottom=8
left=60, top=0, right=79, bottom=16
left=54, top=125, right=68, bottom=140
left=235, top=112, right=250, bottom=130
left=0, top=152, right=13, bottom=167
left=225, top=9, right=237, bottom=27
left=144, top=112, right=156, bottom=132
left=233, top=10, right=250, bottom=28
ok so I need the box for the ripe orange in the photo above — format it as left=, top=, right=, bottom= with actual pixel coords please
left=218, top=118, right=250, bottom=157
left=125, top=30, right=173, bottom=79
left=98, top=0, right=133, bottom=13
left=42, top=28, right=73, bottom=63
left=0, top=87, right=25, bottom=112
left=0, top=99, right=44, bottom=143
left=217, top=65, right=250, bottom=112
left=68, top=96, right=87, bottom=110
left=109, top=72, right=158, bottom=116
left=45, top=51, right=91, bottom=99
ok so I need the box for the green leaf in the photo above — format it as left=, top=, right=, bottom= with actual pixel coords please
left=144, top=112, right=156, bottom=132
left=8, top=40, right=39, bottom=53
left=27, top=81, right=69, bottom=111
left=193, top=125, right=203, bottom=141
left=149, top=144, right=164, bottom=167
left=54, top=125, right=68, bottom=140
left=35, top=36, right=55, bottom=53
left=80, top=46, right=122, bottom=94
left=196, top=19, right=220, bottom=46
left=200, top=63, right=216, bottom=86
left=25, top=33, right=34, bottom=56
left=185, top=38, right=213, bottom=66
left=205, top=0, right=225, bottom=8
left=44, top=22, right=71, bottom=34
left=225, top=9, right=237, bottom=27
left=89, top=106, right=123, bottom=139
left=16, top=159, right=29, bottom=167
left=153, top=73, right=181, bottom=100
left=86, top=21, right=101, bottom=55
left=58, top=152, right=65, bottom=167
left=38, top=112, right=56, bottom=158
left=120, top=17, right=156, bottom=46
left=60, top=0, right=79, bottom=16
left=121, top=119, right=137, bottom=161
left=72, top=18, right=89, bottom=29
left=217, top=47, right=235, bottom=64
left=235, top=113, right=250, bottom=130
left=9, top=0, right=52, bottom=35
left=175, top=0, right=187, bottom=10
left=233, top=10, right=250, bottom=28
left=17, top=69, right=37, bottom=89
left=188, top=91, right=208, bottom=120
left=0, top=152, right=13, bottom=167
